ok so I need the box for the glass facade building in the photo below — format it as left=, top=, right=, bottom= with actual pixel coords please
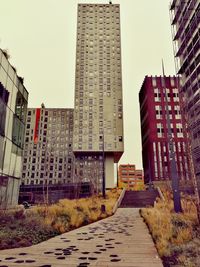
left=0, top=49, right=28, bottom=208
left=170, top=1, right=200, bottom=182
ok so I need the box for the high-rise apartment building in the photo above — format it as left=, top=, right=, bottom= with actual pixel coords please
left=73, top=3, right=124, bottom=190
left=139, top=76, right=190, bottom=184
left=21, top=107, right=74, bottom=186
left=0, top=48, right=28, bottom=208
left=170, top=1, right=200, bottom=180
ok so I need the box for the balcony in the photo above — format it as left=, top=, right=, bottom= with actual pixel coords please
left=174, top=12, right=198, bottom=41
left=176, top=0, right=197, bottom=39
left=176, top=28, right=199, bottom=57
left=170, top=0, right=176, bottom=10
left=171, top=0, right=187, bottom=24
left=182, top=64, right=200, bottom=92
left=177, top=43, right=199, bottom=74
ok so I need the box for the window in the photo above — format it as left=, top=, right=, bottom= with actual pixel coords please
left=12, top=115, right=25, bottom=148
left=170, top=78, right=175, bottom=87
left=157, top=123, right=164, bottom=138
left=154, top=88, right=161, bottom=102
left=15, top=91, right=27, bottom=123
left=176, top=123, right=183, bottom=137
left=152, top=77, right=157, bottom=87
left=119, top=136, right=123, bottom=142
left=0, top=83, right=9, bottom=136
left=27, top=117, right=31, bottom=122
left=174, top=105, right=181, bottom=119
left=155, top=106, right=162, bottom=119
left=173, top=88, right=179, bottom=102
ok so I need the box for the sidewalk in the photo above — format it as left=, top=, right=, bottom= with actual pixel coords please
left=0, top=208, right=163, bottom=267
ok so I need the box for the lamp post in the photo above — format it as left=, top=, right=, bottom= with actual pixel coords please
left=102, top=133, right=106, bottom=198
left=162, top=61, right=182, bottom=213
left=148, top=154, right=154, bottom=190
left=100, top=133, right=106, bottom=198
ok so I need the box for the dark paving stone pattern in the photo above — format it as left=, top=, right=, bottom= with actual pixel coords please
left=0, top=209, right=163, bottom=267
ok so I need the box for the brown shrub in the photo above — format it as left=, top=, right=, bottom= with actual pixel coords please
left=141, top=190, right=198, bottom=257
left=0, top=189, right=120, bottom=250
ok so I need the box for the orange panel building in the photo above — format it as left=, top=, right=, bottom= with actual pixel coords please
left=118, top=164, right=144, bottom=190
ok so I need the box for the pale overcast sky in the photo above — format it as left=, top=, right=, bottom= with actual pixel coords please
left=0, top=0, right=175, bottom=169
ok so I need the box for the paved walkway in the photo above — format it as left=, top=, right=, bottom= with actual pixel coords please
left=0, top=208, right=163, bottom=267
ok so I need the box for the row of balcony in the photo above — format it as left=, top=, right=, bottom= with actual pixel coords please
left=171, top=0, right=196, bottom=25
left=173, top=8, right=199, bottom=41
left=175, top=29, right=199, bottom=58
left=182, top=64, right=200, bottom=93
left=187, top=89, right=200, bottom=112
left=171, top=0, right=187, bottom=24
left=178, top=43, right=199, bottom=75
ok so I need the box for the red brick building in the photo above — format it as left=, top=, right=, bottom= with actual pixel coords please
left=139, top=76, right=190, bottom=184
left=118, top=164, right=144, bottom=190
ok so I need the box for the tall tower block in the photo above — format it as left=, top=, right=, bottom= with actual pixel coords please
left=73, top=3, right=124, bottom=190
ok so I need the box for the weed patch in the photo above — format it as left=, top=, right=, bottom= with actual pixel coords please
left=141, top=190, right=200, bottom=266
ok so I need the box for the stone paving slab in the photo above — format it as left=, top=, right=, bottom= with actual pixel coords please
left=0, top=208, right=163, bottom=267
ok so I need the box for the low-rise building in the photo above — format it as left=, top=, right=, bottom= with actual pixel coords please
left=118, top=164, right=144, bottom=190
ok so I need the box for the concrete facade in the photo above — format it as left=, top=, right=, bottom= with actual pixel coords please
left=0, top=48, right=28, bottom=208
left=139, top=76, right=191, bottom=184
left=21, top=106, right=74, bottom=186
left=170, top=1, right=200, bottom=182
left=73, top=3, right=124, bottom=191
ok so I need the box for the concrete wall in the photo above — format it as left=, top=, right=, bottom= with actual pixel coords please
left=105, top=154, right=115, bottom=188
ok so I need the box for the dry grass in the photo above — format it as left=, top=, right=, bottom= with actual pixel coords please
left=33, top=188, right=120, bottom=233
left=141, top=189, right=200, bottom=266
left=0, top=189, right=120, bottom=249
